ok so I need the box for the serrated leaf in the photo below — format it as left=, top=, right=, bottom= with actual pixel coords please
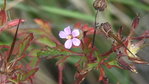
left=108, top=60, right=118, bottom=65
left=17, top=33, right=34, bottom=57
left=37, top=37, right=56, bottom=47
left=37, top=47, right=72, bottom=57
left=21, top=68, right=38, bottom=81
left=7, top=19, right=25, bottom=27
left=0, top=19, right=25, bottom=32
left=34, top=19, right=51, bottom=31
left=88, top=63, right=98, bottom=69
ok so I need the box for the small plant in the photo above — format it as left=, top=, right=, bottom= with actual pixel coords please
left=1, top=0, right=149, bottom=84
left=38, top=0, right=149, bottom=84
left=0, top=1, right=39, bottom=83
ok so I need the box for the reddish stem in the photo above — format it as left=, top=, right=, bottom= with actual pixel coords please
left=92, top=10, right=99, bottom=48
left=101, top=49, right=113, bottom=57
left=58, top=64, right=64, bottom=84
left=132, top=36, right=149, bottom=40
left=7, top=19, right=21, bottom=62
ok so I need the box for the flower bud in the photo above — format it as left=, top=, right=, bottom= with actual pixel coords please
left=93, top=0, right=107, bottom=11
left=100, top=22, right=112, bottom=32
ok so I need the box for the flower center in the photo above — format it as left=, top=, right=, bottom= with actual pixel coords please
left=66, top=35, right=73, bottom=39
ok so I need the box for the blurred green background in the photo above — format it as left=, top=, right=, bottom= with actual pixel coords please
left=0, top=0, right=149, bottom=84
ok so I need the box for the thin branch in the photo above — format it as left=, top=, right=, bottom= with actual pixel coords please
left=92, top=10, right=99, bottom=48
left=7, top=19, right=21, bottom=62
left=3, top=0, right=6, bottom=10
left=58, top=64, right=64, bottom=84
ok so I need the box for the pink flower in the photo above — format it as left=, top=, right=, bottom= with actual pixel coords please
left=59, top=26, right=81, bottom=49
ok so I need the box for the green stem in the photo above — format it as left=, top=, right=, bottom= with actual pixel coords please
left=3, top=0, right=6, bottom=10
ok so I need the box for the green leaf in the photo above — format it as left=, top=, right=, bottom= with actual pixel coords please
left=37, top=47, right=72, bottom=57
left=67, top=56, right=81, bottom=64
left=108, top=60, right=119, bottom=66
left=37, top=37, right=56, bottom=47
left=9, top=79, right=18, bottom=84
left=21, top=68, right=38, bottom=81
left=88, top=63, right=98, bottom=69
left=18, top=33, right=34, bottom=57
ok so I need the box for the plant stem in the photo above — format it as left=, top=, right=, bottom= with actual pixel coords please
left=58, top=64, right=64, bottom=84
left=7, top=19, right=21, bottom=62
left=3, top=0, right=6, bottom=10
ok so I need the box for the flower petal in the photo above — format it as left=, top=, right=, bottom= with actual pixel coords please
left=72, top=38, right=81, bottom=46
left=72, top=29, right=80, bottom=37
left=64, top=39, right=72, bottom=49
left=64, top=26, right=71, bottom=35
left=59, top=31, right=67, bottom=38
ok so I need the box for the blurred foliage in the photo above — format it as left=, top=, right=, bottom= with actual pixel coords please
left=0, top=0, right=149, bottom=84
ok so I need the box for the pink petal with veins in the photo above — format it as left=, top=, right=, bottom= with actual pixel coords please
left=72, top=29, right=80, bottom=37
left=59, top=31, right=67, bottom=39
left=64, top=26, right=71, bottom=35
left=72, top=38, right=81, bottom=46
left=64, top=39, right=72, bottom=49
